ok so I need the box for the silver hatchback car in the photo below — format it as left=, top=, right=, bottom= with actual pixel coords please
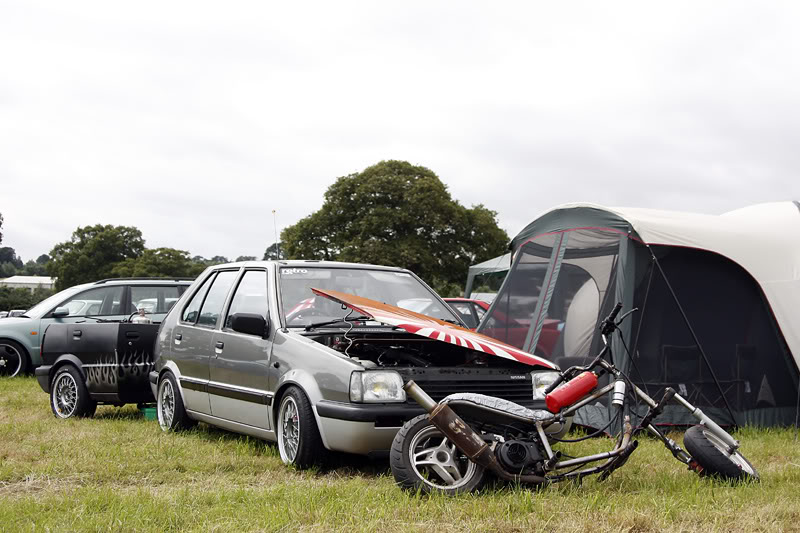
left=151, top=260, right=559, bottom=468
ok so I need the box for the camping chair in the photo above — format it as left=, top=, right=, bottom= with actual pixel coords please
left=662, top=344, right=738, bottom=410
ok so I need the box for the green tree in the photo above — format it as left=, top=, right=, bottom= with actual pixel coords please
left=110, top=248, right=202, bottom=278
left=281, top=160, right=508, bottom=296
left=49, top=225, right=145, bottom=290
left=0, top=247, right=23, bottom=268
left=20, top=260, right=48, bottom=276
left=0, top=286, right=54, bottom=312
left=262, top=242, right=284, bottom=260
left=235, top=255, right=257, bottom=262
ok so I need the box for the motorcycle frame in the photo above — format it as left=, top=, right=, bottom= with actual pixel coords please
left=530, top=348, right=741, bottom=481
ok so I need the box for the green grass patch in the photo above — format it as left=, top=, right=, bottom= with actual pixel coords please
left=1, top=377, right=799, bottom=532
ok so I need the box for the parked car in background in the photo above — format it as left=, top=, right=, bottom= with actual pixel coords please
left=0, top=311, right=8, bottom=319
left=443, top=297, right=490, bottom=330
left=152, top=260, right=561, bottom=469
left=446, top=298, right=562, bottom=358
left=36, top=321, right=161, bottom=418
left=8, top=310, right=26, bottom=317
left=0, top=278, right=192, bottom=378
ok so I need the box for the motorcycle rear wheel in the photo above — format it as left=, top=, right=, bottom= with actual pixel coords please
left=390, top=414, right=486, bottom=494
left=683, top=425, right=759, bottom=482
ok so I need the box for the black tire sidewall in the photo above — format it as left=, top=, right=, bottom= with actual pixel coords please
left=0, top=339, right=29, bottom=378
left=684, top=425, right=758, bottom=481
left=390, top=413, right=485, bottom=494
left=277, top=386, right=325, bottom=469
left=50, top=365, right=95, bottom=418
left=157, top=372, right=194, bottom=431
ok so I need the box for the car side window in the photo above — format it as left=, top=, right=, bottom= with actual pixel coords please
left=182, top=275, right=214, bottom=324
left=448, top=302, right=477, bottom=329
left=224, top=270, right=268, bottom=330
left=57, top=286, right=124, bottom=317
left=196, top=271, right=238, bottom=328
left=131, top=285, right=184, bottom=314
left=473, top=304, right=486, bottom=321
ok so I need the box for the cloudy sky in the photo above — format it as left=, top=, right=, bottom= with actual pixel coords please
left=2, top=1, right=799, bottom=262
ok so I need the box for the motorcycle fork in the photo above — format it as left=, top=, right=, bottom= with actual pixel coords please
left=632, top=385, right=738, bottom=470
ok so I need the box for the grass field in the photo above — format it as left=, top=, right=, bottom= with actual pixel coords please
left=1, top=377, right=799, bottom=532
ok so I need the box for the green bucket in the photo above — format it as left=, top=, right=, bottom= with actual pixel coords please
left=140, top=406, right=158, bottom=421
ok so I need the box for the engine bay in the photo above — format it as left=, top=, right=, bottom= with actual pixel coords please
left=303, top=327, right=534, bottom=372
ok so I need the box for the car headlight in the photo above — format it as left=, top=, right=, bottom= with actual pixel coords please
left=532, top=371, right=561, bottom=400
left=349, top=371, right=406, bottom=403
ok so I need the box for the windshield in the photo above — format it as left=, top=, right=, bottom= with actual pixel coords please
left=279, top=267, right=459, bottom=327
left=23, top=286, right=85, bottom=318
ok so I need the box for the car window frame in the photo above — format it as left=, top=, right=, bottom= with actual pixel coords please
left=221, top=268, right=270, bottom=336
left=192, top=269, right=241, bottom=330
left=180, top=273, right=217, bottom=325
left=128, top=284, right=189, bottom=315
left=44, top=285, right=125, bottom=318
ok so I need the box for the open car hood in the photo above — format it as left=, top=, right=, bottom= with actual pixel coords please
left=311, top=288, right=557, bottom=370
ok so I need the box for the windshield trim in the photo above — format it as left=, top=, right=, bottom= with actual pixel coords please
left=277, top=265, right=462, bottom=327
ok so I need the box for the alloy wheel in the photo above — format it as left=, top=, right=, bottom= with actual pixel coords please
left=0, top=343, right=23, bottom=378
left=702, top=429, right=757, bottom=476
left=158, top=379, right=176, bottom=430
left=52, top=372, right=79, bottom=418
left=408, top=425, right=477, bottom=490
left=278, top=396, right=300, bottom=463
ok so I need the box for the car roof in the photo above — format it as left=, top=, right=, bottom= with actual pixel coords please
left=208, top=259, right=413, bottom=273
left=91, top=278, right=194, bottom=285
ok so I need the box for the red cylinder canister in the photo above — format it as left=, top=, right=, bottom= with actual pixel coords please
left=545, top=371, right=599, bottom=413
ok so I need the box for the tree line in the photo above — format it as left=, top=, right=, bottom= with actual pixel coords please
left=1, top=160, right=508, bottom=308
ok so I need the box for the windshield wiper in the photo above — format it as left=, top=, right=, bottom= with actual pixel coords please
left=303, top=316, right=370, bottom=331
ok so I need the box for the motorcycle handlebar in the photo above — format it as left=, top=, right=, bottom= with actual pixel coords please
left=544, top=372, right=566, bottom=395
left=607, top=302, right=623, bottom=323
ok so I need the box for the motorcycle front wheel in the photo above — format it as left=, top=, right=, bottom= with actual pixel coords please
left=390, top=414, right=486, bottom=494
left=683, top=425, right=759, bottom=482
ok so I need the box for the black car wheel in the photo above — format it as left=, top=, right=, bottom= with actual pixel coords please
left=277, top=386, right=326, bottom=468
left=0, top=340, right=28, bottom=378
left=157, top=372, right=195, bottom=431
left=50, top=365, right=96, bottom=419
left=390, top=414, right=486, bottom=494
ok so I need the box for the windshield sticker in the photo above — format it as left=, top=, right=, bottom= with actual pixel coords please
left=280, top=268, right=331, bottom=279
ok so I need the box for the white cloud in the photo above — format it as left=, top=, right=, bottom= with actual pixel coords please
left=1, top=0, right=799, bottom=262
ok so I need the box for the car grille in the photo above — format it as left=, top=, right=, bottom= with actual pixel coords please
left=399, top=369, right=534, bottom=406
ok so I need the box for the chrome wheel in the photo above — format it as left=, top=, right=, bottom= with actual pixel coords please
left=703, top=429, right=757, bottom=476
left=408, top=425, right=478, bottom=491
left=52, top=372, right=79, bottom=418
left=278, top=396, right=300, bottom=463
left=0, top=343, right=23, bottom=378
left=158, top=378, right=176, bottom=430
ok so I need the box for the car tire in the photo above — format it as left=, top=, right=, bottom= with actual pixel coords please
left=0, top=339, right=29, bottom=378
left=276, top=386, right=326, bottom=468
left=157, top=372, right=195, bottom=431
left=390, top=414, right=486, bottom=495
left=683, top=425, right=759, bottom=482
left=50, top=365, right=97, bottom=419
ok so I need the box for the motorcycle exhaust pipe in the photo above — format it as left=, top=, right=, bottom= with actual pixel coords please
left=404, top=380, right=546, bottom=485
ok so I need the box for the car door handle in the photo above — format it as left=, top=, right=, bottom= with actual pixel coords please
left=175, top=333, right=182, bottom=340
left=72, top=330, right=82, bottom=337
left=215, top=341, right=224, bottom=349
left=125, top=332, right=140, bottom=339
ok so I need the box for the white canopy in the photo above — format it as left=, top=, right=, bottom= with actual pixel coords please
left=529, top=201, right=800, bottom=367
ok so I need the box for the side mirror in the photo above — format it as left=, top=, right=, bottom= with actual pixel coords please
left=229, top=313, right=269, bottom=337
left=52, top=307, right=70, bottom=318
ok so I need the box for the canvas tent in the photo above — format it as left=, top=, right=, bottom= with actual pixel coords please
left=478, top=201, right=800, bottom=427
left=464, top=253, right=512, bottom=300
